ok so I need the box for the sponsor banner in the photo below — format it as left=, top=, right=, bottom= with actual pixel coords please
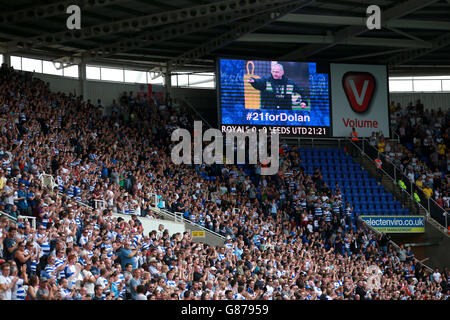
left=360, top=216, right=425, bottom=233
left=330, top=63, right=389, bottom=137
left=191, top=230, right=206, bottom=238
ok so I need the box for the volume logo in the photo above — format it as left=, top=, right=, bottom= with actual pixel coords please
left=342, top=72, right=375, bottom=113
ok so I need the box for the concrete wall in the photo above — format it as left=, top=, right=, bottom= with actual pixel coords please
left=35, top=73, right=164, bottom=107
left=422, top=220, right=450, bottom=269
left=390, top=221, right=450, bottom=269
left=182, top=222, right=225, bottom=247
left=172, top=87, right=218, bottom=127
left=34, top=73, right=220, bottom=123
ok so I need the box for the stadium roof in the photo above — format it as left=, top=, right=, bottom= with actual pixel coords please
left=0, top=0, right=449, bottom=75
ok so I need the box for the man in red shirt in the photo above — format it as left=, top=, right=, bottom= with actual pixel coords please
left=374, top=157, right=382, bottom=184
left=349, top=127, right=359, bottom=157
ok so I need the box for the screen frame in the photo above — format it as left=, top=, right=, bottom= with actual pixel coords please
left=216, top=56, right=333, bottom=137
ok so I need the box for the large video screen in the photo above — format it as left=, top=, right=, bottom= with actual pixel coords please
left=218, top=58, right=331, bottom=136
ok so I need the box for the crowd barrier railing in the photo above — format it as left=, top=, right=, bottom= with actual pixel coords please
left=158, top=208, right=225, bottom=240
left=0, top=211, right=35, bottom=229
left=94, top=199, right=107, bottom=210
left=349, top=138, right=449, bottom=238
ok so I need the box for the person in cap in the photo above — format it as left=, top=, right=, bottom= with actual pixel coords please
left=36, top=276, right=54, bottom=300
left=148, top=257, right=159, bottom=277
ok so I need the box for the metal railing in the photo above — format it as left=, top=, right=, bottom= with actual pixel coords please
left=0, top=210, right=17, bottom=223
left=94, top=199, right=107, bottom=210
left=182, top=98, right=213, bottom=129
left=390, top=129, right=400, bottom=142
left=349, top=138, right=450, bottom=238
left=19, top=215, right=36, bottom=229
left=358, top=216, right=434, bottom=272
left=57, top=192, right=91, bottom=208
left=359, top=138, right=449, bottom=230
left=158, top=207, right=225, bottom=240
left=283, top=137, right=348, bottom=149
left=0, top=211, right=36, bottom=229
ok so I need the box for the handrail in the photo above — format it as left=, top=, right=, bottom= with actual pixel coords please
left=348, top=138, right=450, bottom=238
left=390, top=129, right=400, bottom=142
left=94, top=199, right=107, bottom=210
left=147, top=189, right=225, bottom=239
left=0, top=211, right=36, bottom=229
left=349, top=138, right=429, bottom=215
left=283, top=136, right=348, bottom=149
left=359, top=137, right=449, bottom=231
left=0, top=210, right=18, bottom=223
left=358, top=216, right=434, bottom=272
left=18, top=215, right=36, bottom=229
left=182, top=98, right=213, bottom=129
left=58, top=192, right=91, bottom=208
left=384, top=138, right=448, bottom=216
left=158, top=208, right=226, bottom=240
left=174, top=212, right=184, bottom=223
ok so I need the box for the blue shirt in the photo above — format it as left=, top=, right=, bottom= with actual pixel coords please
left=120, top=248, right=137, bottom=270
left=17, top=189, right=28, bottom=209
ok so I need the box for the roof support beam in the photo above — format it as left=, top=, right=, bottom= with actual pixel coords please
left=386, top=27, right=427, bottom=43
left=167, top=0, right=315, bottom=69
left=237, top=33, right=432, bottom=48
left=278, top=14, right=450, bottom=31
left=333, top=49, right=409, bottom=62
left=0, top=0, right=129, bottom=25
left=5, top=0, right=295, bottom=51
left=280, top=0, right=441, bottom=60
left=58, top=0, right=301, bottom=64
left=388, top=32, right=450, bottom=66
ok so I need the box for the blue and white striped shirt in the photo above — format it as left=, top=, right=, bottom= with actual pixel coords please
left=55, top=257, right=66, bottom=279
left=44, top=264, right=57, bottom=279
left=315, top=207, right=323, bottom=216
left=12, top=279, right=25, bottom=300
left=37, top=233, right=50, bottom=256
left=57, top=176, right=64, bottom=193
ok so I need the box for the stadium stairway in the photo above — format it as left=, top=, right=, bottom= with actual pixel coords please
left=357, top=156, right=428, bottom=217
left=346, top=147, right=450, bottom=269
left=299, top=147, right=411, bottom=223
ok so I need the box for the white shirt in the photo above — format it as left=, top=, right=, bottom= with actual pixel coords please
left=135, top=293, right=147, bottom=300
left=3, top=185, right=14, bottom=205
left=81, top=270, right=95, bottom=295
left=97, top=276, right=108, bottom=289
left=0, top=275, right=14, bottom=300
left=265, top=285, right=274, bottom=296
left=432, top=272, right=441, bottom=283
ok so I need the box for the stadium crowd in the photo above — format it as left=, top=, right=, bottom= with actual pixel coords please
left=0, top=63, right=449, bottom=300
left=369, top=101, right=449, bottom=212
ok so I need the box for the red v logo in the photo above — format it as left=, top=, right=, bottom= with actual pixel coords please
left=342, top=72, right=376, bottom=113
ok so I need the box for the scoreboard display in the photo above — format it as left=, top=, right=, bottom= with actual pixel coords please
left=217, top=58, right=331, bottom=136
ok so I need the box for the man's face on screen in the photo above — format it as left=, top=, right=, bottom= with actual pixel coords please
left=271, top=65, right=284, bottom=80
